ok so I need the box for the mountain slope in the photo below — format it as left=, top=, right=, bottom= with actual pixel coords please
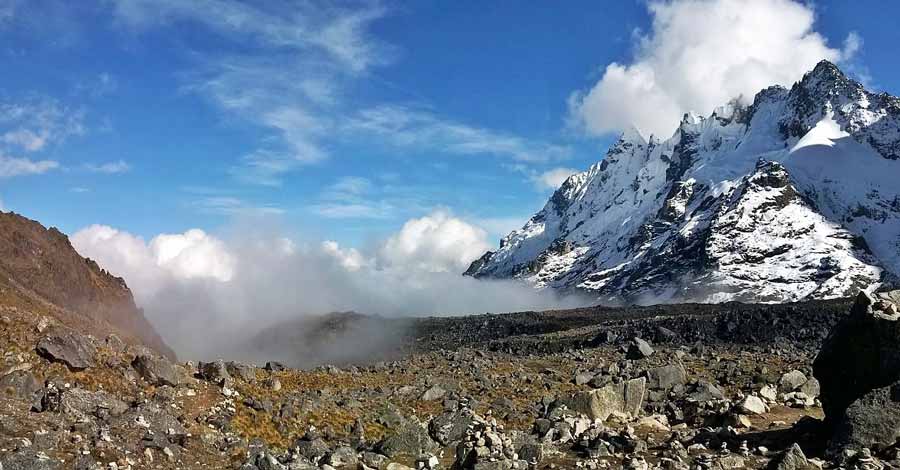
left=0, top=211, right=175, bottom=359
left=466, top=61, right=900, bottom=303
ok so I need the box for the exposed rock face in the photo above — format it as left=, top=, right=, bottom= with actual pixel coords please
left=830, top=382, right=900, bottom=455
left=814, top=291, right=900, bottom=420
left=0, top=211, right=174, bottom=359
left=466, top=61, right=899, bottom=303
left=814, top=289, right=900, bottom=454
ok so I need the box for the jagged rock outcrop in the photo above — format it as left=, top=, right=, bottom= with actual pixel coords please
left=0, top=211, right=174, bottom=359
left=813, top=289, right=900, bottom=455
left=467, top=61, right=900, bottom=303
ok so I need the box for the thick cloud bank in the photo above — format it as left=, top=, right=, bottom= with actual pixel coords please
left=568, top=0, right=860, bottom=138
left=72, top=211, right=584, bottom=362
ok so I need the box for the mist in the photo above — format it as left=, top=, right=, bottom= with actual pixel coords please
left=71, top=212, right=590, bottom=365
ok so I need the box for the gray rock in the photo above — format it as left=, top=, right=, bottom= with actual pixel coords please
left=0, top=449, right=61, bottom=470
left=814, top=291, right=900, bottom=420
left=198, top=360, right=231, bottom=384
left=132, top=354, right=185, bottom=387
left=0, top=370, right=41, bottom=401
left=738, top=395, right=767, bottom=415
left=646, top=364, right=686, bottom=390
left=798, top=378, right=820, bottom=398
left=295, top=437, right=330, bottom=461
left=688, top=381, right=725, bottom=402
left=59, top=387, right=128, bottom=420
left=421, top=385, right=446, bottom=401
left=574, top=372, right=595, bottom=386
left=766, top=443, right=814, bottom=470
left=517, top=442, right=545, bottom=464
left=377, top=419, right=437, bottom=458
left=778, top=370, right=808, bottom=393
left=560, top=377, right=645, bottom=421
left=35, top=327, right=96, bottom=371
left=429, top=409, right=476, bottom=445
left=326, top=446, right=358, bottom=467
left=226, top=361, right=256, bottom=382
left=627, top=337, right=654, bottom=360
left=829, top=381, right=900, bottom=455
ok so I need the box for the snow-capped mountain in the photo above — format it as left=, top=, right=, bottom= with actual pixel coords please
left=465, top=61, right=900, bottom=303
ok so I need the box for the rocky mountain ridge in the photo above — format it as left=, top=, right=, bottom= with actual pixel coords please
left=0, top=210, right=174, bottom=359
left=466, top=61, right=900, bottom=303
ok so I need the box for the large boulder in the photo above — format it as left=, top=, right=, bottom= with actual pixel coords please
left=814, top=291, right=900, bottom=421
left=829, top=381, right=900, bottom=454
left=645, top=363, right=686, bottom=390
left=560, top=377, right=646, bottom=421
left=132, top=354, right=187, bottom=387
left=376, top=418, right=437, bottom=458
left=198, top=360, right=231, bottom=384
left=35, top=327, right=97, bottom=371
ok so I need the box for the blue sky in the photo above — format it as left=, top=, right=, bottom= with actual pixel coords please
left=0, top=0, right=898, bottom=249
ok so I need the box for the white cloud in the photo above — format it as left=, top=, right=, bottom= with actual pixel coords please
left=0, top=154, right=59, bottom=177
left=84, top=159, right=131, bottom=174
left=71, top=217, right=585, bottom=361
left=568, top=0, right=860, bottom=138
left=149, top=229, right=236, bottom=282
left=377, top=210, right=491, bottom=273
left=71, top=225, right=236, bottom=301
left=531, top=167, right=577, bottom=191
left=321, top=240, right=371, bottom=271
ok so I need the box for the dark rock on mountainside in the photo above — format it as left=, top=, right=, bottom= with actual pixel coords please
left=0, top=211, right=174, bottom=359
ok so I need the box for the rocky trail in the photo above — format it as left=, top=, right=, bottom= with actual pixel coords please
left=3, top=290, right=899, bottom=469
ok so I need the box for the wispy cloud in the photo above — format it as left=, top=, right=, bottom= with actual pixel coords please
left=84, top=159, right=131, bottom=174
left=194, top=196, right=284, bottom=216
left=345, top=105, right=573, bottom=163
left=0, top=154, right=59, bottom=177
left=106, top=0, right=569, bottom=186
left=109, top=0, right=392, bottom=185
left=75, top=72, right=119, bottom=97
left=0, top=96, right=85, bottom=153
left=310, top=176, right=394, bottom=219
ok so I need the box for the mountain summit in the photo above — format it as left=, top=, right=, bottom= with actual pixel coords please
left=466, top=61, right=900, bottom=303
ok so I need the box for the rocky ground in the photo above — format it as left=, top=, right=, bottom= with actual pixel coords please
left=2, top=292, right=899, bottom=469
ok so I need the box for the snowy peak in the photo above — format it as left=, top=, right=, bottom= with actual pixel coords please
left=467, top=62, right=900, bottom=304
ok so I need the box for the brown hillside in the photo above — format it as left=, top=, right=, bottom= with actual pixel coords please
left=0, top=211, right=175, bottom=359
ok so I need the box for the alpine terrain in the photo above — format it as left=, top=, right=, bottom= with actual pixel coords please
left=465, top=61, right=900, bottom=303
